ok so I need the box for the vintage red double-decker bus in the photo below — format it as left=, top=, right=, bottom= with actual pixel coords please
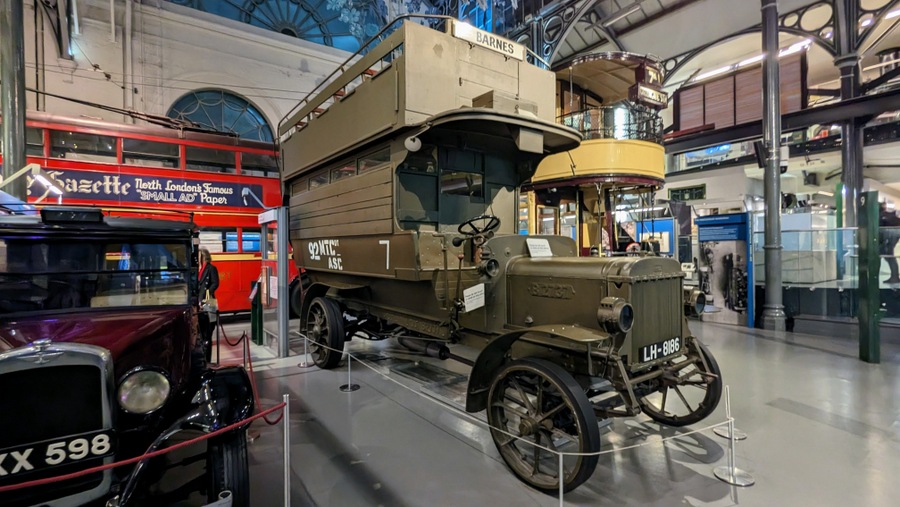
left=0, top=111, right=299, bottom=313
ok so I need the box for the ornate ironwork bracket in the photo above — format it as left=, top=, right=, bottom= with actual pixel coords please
left=40, top=0, right=73, bottom=59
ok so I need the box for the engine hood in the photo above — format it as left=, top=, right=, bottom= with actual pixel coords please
left=507, top=255, right=684, bottom=282
left=0, top=308, right=194, bottom=384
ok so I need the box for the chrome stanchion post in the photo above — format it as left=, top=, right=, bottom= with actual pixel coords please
left=714, top=383, right=747, bottom=440
left=283, top=393, right=291, bottom=506
left=339, top=351, right=360, bottom=392
left=714, top=386, right=755, bottom=486
left=241, top=331, right=247, bottom=368
left=558, top=452, right=564, bottom=507
left=215, top=311, right=220, bottom=365
left=297, top=334, right=313, bottom=369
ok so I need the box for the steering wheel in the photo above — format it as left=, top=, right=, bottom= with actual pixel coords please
left=458, top=215, right=501, bottom=237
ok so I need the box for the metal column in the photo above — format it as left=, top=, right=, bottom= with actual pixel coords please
left=276, top=206, right=290, bottom=358
left=1, top=0, right=28, bottom=200
left=760, top=0, right=786, bottom=331
left=833, top=0, right=863, bottom=226
left=836, top=53, right=862, bottom=226
left=258, top=207, right=291, bottom=358
left=857, top=191, right=880, bottom=363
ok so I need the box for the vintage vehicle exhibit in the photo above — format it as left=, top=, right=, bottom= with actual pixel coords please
left=0, top=204, right=253, bottom=506
left=280, top=19, right=722, bottom=492
left=524, top=52, right=669, bottom=256
left=5, top=111, right=302, bottom=315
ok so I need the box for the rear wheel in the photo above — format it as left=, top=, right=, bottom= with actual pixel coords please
left=207, top=430, right=249, bottom=506
left=638, top=337, right=722, bottom=427
left=487, top=358, right=600, bottom=493
left=305, top=297, right=345, bottom=369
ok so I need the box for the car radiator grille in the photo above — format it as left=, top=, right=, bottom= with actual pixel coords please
left=630, top=278, right=683, bottom=351
left=0, top=361, right=110, bottom=506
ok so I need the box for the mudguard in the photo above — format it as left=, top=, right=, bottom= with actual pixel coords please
left=115, top=366, right=254, bottom=505
left=298, top=281, right=369, bottom=327
left=465, top=324, right=609, bottom=413
left=197, top=365, right=255, bottom=429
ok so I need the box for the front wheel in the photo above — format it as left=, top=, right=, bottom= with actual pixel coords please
left=207, top=430, right=249, bottom=506
left=486, top=358, right=600, bottom=493
left=638, top=337, right=722, bottom=427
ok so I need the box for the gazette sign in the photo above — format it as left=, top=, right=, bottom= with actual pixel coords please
left=26, top=169, right=265, bottom=209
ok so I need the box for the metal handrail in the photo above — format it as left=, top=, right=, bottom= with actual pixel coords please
left=277, top=15, right=550, bottom=139
left=277, top=14, right=454, bottom=138
left=751, top=227, right=859, bottom=233
left=557, top=105, right=663, bottom=143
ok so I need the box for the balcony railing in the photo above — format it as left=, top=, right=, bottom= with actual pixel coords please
left=558, top=105, right=663, bottom=143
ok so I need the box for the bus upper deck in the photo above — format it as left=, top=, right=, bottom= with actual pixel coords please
left=0, top=111, right=294, bottom=312
left=279, top=20, right=581, bottom=262
left=279, top=19, right=561, bottom=183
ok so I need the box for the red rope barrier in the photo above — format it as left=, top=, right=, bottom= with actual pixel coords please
left=220, top=324, right=245, bottom=348
left=0, top=402, right=286, bottom=494
left=215, top=324, right=284, bottom=426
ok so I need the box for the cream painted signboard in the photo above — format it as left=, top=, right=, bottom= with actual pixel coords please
left=449, top=20, right=525, bottom=61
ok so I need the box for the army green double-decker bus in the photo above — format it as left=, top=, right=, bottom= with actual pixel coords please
left=279, top=17, right=721, bottom=493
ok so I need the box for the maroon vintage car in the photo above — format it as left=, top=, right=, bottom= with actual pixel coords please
left=0, top=206, right=253, bottom=506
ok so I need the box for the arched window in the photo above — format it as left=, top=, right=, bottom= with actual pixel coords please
left=167, top=90, right=274, bottom=143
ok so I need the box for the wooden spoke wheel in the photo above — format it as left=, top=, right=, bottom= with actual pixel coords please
left=305, top=297, right=344, bottom=369
left=487, top=358, right=600, bottom=493
left=638, top=337, right=722, bottom=427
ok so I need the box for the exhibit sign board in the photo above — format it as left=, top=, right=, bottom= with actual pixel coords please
left=695, top=213, right=754, bottom=327
left=448, top=20, right=526, bottom=61
left=636, top=218, right=676, bottom=256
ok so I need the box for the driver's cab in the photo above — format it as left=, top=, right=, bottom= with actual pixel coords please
left=396, top=121, right=537, bottom=271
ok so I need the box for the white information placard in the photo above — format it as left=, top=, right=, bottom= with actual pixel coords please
left=526, top=238, right=553, bottom=257
left=269, top=276, right=278, bottom=299
left=463, top=283, right=486, bottom=312
left=640, top=231, right=670, bottom=252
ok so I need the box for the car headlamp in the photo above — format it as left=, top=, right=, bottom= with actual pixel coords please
left=597, top=297, right=634, bottom=334
left=118, top=369, right=170, bottom=414
left=684, top=289, right=706, bottom=317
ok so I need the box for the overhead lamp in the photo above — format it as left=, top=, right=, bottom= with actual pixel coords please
left=693, top=38, right=813, bottom=82
left=888, top=8, right=900, bottom=19
left=35, top=174, right=63, bottom=195
left=241, top=187, right=269, bottom=209
left=817, top=191, right=834, bottom=197
left=615, top=205, right=665, bottom=213
left=602, top=3, right=642, bottom=27
left=0, top=163, right=65, bottom=205
left=738, top=54, right=765, bottom=67
left=778, top=39, right=812, bottom=57
left=693, top=65, right=734, bottom=81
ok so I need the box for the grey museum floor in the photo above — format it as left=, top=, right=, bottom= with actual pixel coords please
left=239, top=320, right=900, bottom=506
